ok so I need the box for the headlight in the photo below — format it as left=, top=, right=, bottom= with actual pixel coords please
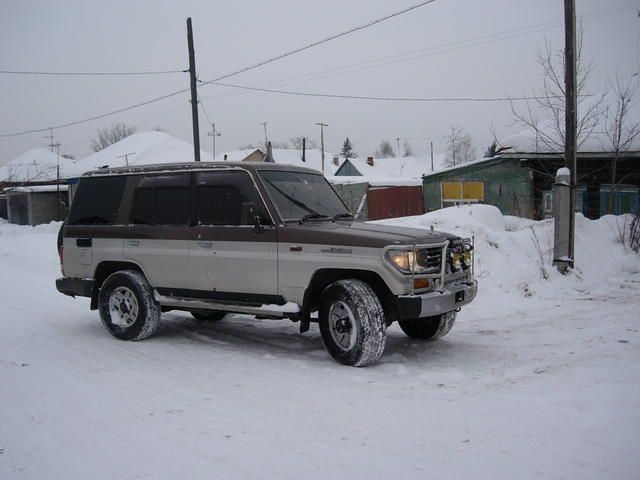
left=463, top=240, right=473, bottom=269
left=385, top=247, right=443, bottom=275
left=386, top=249, right=415, bottom=273
left=450, top=252, right=462, bottom=271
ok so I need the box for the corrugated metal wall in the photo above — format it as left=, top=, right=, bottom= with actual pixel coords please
left=367, top=186, right=424, bottom=220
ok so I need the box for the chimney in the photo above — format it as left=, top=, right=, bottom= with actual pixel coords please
left=333, top=156, right=339, bottom=166
left=367, top=156, right=374, bottom=166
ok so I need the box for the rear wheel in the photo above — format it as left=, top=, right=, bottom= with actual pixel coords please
left=319, top=279, right=386, bottom=367
left=191, top=311, right=226, bottom=322
left=98, top=270, right=161, bottom=341
left=398, top=311, right=457, bottom=340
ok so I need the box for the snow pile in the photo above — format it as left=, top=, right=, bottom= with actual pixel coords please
left=217, top=147, right=342, bottom=175
left=66, top=132, right=209, bottom=178
left=1, top=210, right=639, bottom=479
left=375, top=204, right=640, bottom=303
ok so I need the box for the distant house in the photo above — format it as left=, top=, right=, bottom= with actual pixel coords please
left=1, top=132, right=209, bottom=225
left=421, top=128, right=640, bottom=219
left=0, top=148, right=71, bottom=224
left=335, top=155, right=446, bottom=179
left=217, top=148, right=344, bottom=176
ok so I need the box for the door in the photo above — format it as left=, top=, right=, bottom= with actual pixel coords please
left=189, top=170, right=278, bottom=303
left=123, top=173, right=192, bottom=290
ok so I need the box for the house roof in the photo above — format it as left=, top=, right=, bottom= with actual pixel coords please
left=66, top=132, right=209, bottom=178
left=0, top=148, right=71, bottom=183
left=336, top=155, right=447, bottom=179
left=501, top=121, right=640, bottom=154
left=216, top=148, right=344, bottom=175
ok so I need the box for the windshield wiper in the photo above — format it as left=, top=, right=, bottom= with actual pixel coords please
left=332, top=212, right=354, bottom=222
left=299, top=212, right=331, bottom=224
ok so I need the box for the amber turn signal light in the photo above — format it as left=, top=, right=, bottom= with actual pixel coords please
left=413, top=278, right=430, bottom=290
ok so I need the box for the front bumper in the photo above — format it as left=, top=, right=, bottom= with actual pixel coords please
left=397, top=279, right=478, bottom=320
left=56, top=277, right=94, bottom=298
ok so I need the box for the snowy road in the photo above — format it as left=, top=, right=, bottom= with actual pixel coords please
left=1, top=215, right=639, bottom=479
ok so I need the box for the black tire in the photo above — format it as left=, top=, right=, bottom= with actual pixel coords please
left=398, top=311, right=457, bottom=340
left=319, top=279, right=386, bottom=367
left=191, top=311, right=226, bottom=322
left=98, top=270, right=161, bottom=341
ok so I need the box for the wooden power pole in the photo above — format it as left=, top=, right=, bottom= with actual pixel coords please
left=187, top=17, right=201, bottom=162
left=316, top=122, right=328, bottom=174
left=564, top=0, right=577, bottom=267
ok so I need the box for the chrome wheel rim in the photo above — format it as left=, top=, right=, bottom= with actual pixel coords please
left=328, top=301, right=357, bottom=351
left=108, top=286, right=139, bottom=327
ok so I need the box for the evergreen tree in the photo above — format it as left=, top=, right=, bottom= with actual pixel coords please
left=340, top=137, right=358, bottom=158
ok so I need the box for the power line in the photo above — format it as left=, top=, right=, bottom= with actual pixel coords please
left=200, top=4, right=635, bottom=104
left=197, top=0, right=436, bottom=87
left=0, top=88, right=190, bottom=138
left=0, top=2, right=436, bottom=138
left=205, top=81, right=589, bottom=103
left=0, top=69, right=186, bottom=76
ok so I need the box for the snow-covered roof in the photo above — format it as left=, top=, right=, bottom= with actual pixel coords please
left=67, top=131, right=209, bottom=178
left=502, top=121, right=640, bottom=154
left=214, top=148, right=264, bottom=162
left=216, top=147, right=343, bottom=175
left=337, top=155, right=447, bottom=179
left=0, top=148, right=72, bottom=183
left=328, top=175, right=422, bottom=187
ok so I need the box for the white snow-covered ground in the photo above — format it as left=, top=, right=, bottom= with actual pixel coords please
left=1, top=207, right=639, bottom=480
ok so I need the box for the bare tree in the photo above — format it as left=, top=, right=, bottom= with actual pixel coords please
left=403, top=140, right=413, bottom=157
left=90, top=122, right=138, bottom=152
left=444, top=125, right=475, bottom=167
left=375, top=141, right=394, bottom=158
left=289, top=136, right=318, bottom=150
left=510, top=28, right=604, bottom=153
left=603, top=75, right=640, bottom=214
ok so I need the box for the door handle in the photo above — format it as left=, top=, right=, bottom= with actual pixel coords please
left=198, top=241, right=213, bottom=249
left=126, top=239, right=140, bottom=247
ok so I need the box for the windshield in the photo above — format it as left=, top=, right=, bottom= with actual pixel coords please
left=259, top=170, right=351, bottom=222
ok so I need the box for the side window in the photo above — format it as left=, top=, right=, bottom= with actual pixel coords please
left=131, top=173, right=190, bottom=226
left=67, top=176, right=126, bottom=225
left=196, top=171, right=267, bottom=226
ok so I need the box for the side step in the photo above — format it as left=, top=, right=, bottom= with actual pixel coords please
left=153, top=291, right=299, bottom=319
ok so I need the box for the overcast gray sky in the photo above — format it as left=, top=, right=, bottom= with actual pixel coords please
left=1, top=0, right=638, bottom=162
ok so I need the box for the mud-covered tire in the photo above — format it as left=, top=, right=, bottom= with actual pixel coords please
left=191, top=311, right=226, bottom=322
left=319, top=279, right=386, bottom=367
left=398, top=311, right=457, bottom=340
left=98, top=270, right=161, bottom=341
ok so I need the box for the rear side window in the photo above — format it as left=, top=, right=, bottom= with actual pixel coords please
left=131, top=173, right=190, bottom=226
left=196, top=171, right=267, bottom=226
left=67, top=176, right=126, bottom=225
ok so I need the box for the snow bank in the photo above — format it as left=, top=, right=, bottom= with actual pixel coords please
left=374, top=205, right=640, bottom=303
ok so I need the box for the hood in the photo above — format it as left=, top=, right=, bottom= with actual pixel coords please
left=278, top=220, right=454, bottom=248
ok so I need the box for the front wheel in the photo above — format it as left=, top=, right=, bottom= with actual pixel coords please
left=398, top=311, right=457, bottom=340
left=98, top=270, right=161, bottom=341
left=319, top=279, right=386, bottom=367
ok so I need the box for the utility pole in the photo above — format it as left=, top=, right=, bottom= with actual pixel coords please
left=316, top=122, right=328, bottom=174
left=53, top=141, right=61, bottom=219
left=260, top=121, right=268, bottom=148
left=396, top=137, right=401, bottom=157
left=117, top=152, right=136, bottom=167
left=187, top=17, right=201, bottom=162
left=208, top=122, right=221, bottom=160
left=430, top=141, right=434, bottom=172
left=563, top=0, right=577, bottom=269
left=45, top=128, right=54, bottom=152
